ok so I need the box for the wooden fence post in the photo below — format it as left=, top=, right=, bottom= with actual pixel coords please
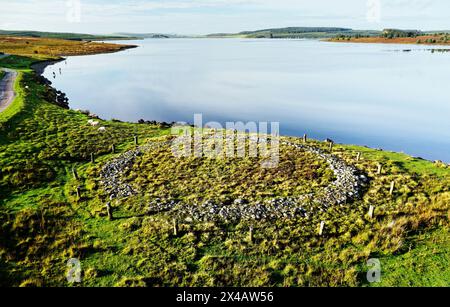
left=356, top=152, right=361, bottom=162
left=75, top=186, right=81, bottom=199
left=319, top=221, right=325, bottom=236
left=90, top=153, right=95, bottom=164
left=248, top=226, right=254, bottom=243
left=134, top=135, right=139, bottom=146
left=377, top=164, right=383, bottom=175
left=368, top=205, right=375, bottom=219
left=173, top=219, right=178, bottom=236
left=329, top=142, right=333, bottom=153
left=389, top=181, right=395, bottom=196
left=105, top=202, right=113, bottom=221
left=303, top=134, right=307, bottom=143
left=111, top=144, right=115, bottom=154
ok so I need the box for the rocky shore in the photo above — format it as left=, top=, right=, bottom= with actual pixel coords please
left=30, top=58, right=65, bottom=76
left=100, top=139, right=369, bottom=223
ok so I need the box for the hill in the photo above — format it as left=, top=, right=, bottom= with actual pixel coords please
left=207, top=27, right=381, bottom=39
left=114, top=33, right=190, bottom=39
left=0, top=30, right=134, bottom=41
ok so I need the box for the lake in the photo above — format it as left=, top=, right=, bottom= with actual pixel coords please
left=43, top=39, right=450, bottom=162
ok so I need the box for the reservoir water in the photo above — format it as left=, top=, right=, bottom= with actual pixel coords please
left=43, top=39, right=450, bottom=162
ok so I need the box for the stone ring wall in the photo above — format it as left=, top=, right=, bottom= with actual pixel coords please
left=100, top=140, right=369, bottom=223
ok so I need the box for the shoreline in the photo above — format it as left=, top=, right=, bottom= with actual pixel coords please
left=30, top=44, right=138, bottom=76
left=327, top=35, right=450, bottom=47
left=31, top=58, right=65, bottom=75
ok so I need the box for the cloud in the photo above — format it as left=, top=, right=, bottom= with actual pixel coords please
left=0, top=0, right=449, bottom=34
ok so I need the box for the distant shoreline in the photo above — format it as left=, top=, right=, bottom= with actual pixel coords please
left=327, top=35, right=450, bottom=46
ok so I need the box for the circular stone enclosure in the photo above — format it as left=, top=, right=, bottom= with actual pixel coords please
left=100, top=138, right=368, bottom=222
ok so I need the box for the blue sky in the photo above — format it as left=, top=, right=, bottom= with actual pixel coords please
left=0, top=0, right=449, bottom=34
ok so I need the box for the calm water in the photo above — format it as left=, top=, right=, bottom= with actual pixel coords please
left=44, top=39, right=450, bottom=162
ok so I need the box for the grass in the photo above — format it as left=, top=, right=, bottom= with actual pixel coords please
left=63, top=135, right=448, bottom=287
left=0, top=43, right=449, bottom=287
left=0, top=72, right=24, bottom=123
left=371, top=226, right=450, bottom=287
left=0, top=36, right=136, bottom=57
left=0, top=55, right=44, bottom=70
left=341, top=144, right=450, bottom=177
left=121, top=140, right=335, bottom=205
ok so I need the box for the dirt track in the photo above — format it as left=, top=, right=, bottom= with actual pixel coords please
left=0, top=67, right=18, bottom=113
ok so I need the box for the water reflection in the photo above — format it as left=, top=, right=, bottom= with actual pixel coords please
left=43, top=39, right=450, bottom=162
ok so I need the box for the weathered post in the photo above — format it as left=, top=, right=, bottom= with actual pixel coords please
left=111, top=144, right=115, bottom=154
left=389, top=181, right=395, bottom=196
left=173, top=218, right=178, bottom=236
left=134, top=135, right=139, bottom=146
left=72, top=167, right=78, bottom=180
left=368, top=205, right=375, bottom=219
left=105, top=202, right=114, bottom=221
left=248, top=226, right=254, bottom=243
left=319, top=221, right=325, bottom=236
left=90, top=153, right=95, bottom=164
left=377, top=164, right=383, bottom=175
left=303, top=134, right=308, bottom=143
left=356, top=152, right=361, bottom=162
left=75, top=186, right=81, bottom=199
left=329, top=141, right=333, bottom=153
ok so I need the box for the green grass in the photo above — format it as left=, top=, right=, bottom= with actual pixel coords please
left=0, top=55, right=47, bottom=123
left=0, top=54, right=449, bottom=287
left=372, top=227, right=450, bottom=287
left=122, top=140, right=335, bottom=206
left=0, top=55, right=44, bottom=70
left=0, top=72, right=25, bottom=123
left=340, top=144, right=450, bottom=177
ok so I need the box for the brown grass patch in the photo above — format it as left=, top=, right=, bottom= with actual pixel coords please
left=0, top=36, right=136, bottom=58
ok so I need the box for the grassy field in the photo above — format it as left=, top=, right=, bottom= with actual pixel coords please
left=372, top=226, right=450, bottom=286
left=0, top=36, right=136, bottom=58
left=0, top=43, right=449, bottom=287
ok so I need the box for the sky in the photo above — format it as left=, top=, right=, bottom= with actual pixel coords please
left=0, top=0, right=449, bottom=35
